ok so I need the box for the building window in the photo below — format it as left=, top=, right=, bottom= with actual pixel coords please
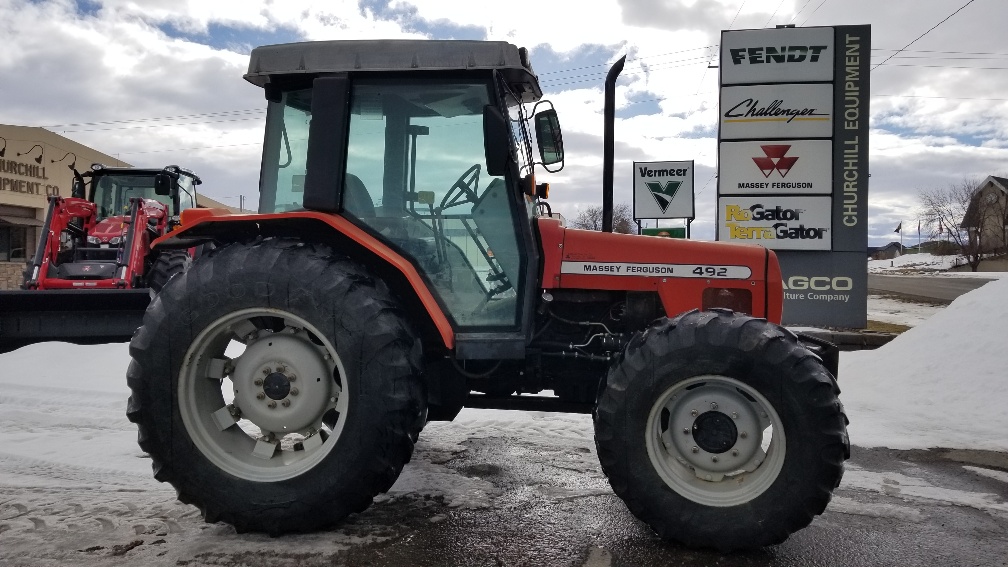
left=0, top=225, right=30, bottom=262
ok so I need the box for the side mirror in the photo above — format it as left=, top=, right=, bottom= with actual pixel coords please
left=534, top=109, right=564, bottom=166
left=71, top=179, right=85, bottom=199
left=483, top=105, right=510, bottom=177
left=154, top=173, right=174, bottom=196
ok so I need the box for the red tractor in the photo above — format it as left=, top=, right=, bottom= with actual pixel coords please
left=0, top=165, right=200, bottom=352
left=126, top=40, right=848, bottom=550
left=24, top=164, right=200, bottom=291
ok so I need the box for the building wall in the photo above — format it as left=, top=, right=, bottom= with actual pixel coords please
left=0, top=124, right=131, bottom=289
left=977, top=183, right=1008, bottom=252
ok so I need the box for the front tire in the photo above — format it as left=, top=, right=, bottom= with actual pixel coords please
left=126, top=238, right=425, bottom=533
left=146, top=249, right=191, bottom=293
left=594, top=309, right=848, bottom=551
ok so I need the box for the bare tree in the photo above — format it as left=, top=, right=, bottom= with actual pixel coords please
left=918, top=177, right=997, bottom=271
left=570, top=203, right=636, bottom=234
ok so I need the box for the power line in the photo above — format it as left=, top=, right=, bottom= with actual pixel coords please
left=43, top=109, right=263, bottom=130
left=117, top=142, right=260, bottom=156
left=727, top=0, right=747, bottom=30
left=877, top=94, right=1008, bottom=101
left=871, top=0, right=978, bottom=71
left=798, top=0, right=829, bottom=26
left=788, top=0, right=815, bottom=23
left=762, top=0, right=788, bottom=28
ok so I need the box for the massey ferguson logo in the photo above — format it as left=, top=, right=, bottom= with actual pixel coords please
left=753, top=145, right=798, bottom=178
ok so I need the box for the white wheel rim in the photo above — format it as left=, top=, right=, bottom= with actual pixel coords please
left=644, top=375, right=786, bottom=507
left=178, top=307, right=349, bottom=482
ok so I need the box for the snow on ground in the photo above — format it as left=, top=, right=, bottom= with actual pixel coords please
left=0, top=274, right=1005, bottom=563
left=866, top=294, right=944, bottom=327
left=869, top=252, right=1008, bottom=278
left=868, top=252, right=961, bottom=273
left=841, top=276, right=1008, bottom=451
left=0, top=276, right=1003, bottom=470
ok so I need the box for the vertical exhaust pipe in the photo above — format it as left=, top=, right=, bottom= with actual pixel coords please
left=602, top=55, right=626, bottom=233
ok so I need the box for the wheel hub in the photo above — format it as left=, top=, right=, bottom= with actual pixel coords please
left=692, top=411, right=738, bottom=454
left=232, top=332, right=336, bottom=434
left=665, top=381, right=766, bottom=475
left=263, top=371, right=292, bottom=400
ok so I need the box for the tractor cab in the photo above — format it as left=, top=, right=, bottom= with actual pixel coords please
left=253, top=41, right=562, bottom=354
left=88, top=165, right=200, bottom=223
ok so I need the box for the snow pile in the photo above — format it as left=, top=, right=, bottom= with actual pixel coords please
left=840, top=276, right=1008, bottom=451
left=868, top=252, right=961, bottom=273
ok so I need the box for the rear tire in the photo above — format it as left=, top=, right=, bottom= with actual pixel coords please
left=594, top=309, right=848, bottom=551
left=146, top=249, right=191, bottom=293
left=126, top=238, right=425, bottom=534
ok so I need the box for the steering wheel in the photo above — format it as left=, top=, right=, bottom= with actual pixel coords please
left=438, top=164, right=481, bottom=212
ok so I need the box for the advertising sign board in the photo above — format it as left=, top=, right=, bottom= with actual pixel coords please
left=717, top=195, right=832, bottom=251
left=716, top=25, right=869, bottom=327
left=832, top=25, right=871, bottom=252
left=719, top=139, right=832, bottom=195
left=721, top=26, right=835, bottom=85
left=776, top=250, right=867, bottom=328
left=720, top=83, right=834, bottom=140
left=633, top=160, right=694, bottom=219
left=642, top=227, right=686, bottom=238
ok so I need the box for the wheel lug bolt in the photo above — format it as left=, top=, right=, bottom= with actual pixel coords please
left=262, top=368, right=270, bottom=376
left=732, top=450, right=739, bottom=457
left=254, top=379, right=263, bottom=386
left=289, top=374, right=296, bottom=382
left=712, top=456, right=719, bottom=463
left=691, top=446, right=699, bottom=454
left=291, top=388, right=299, bottom=396
left=256, top=392, right=265, bottom=400
left=268, top=401, right=277, bottom=409
left=732, top=412, right=739, bottom=419
left=710, top=402, right=718, bottom=410
left=282, top=399, right=291, bottom=407
left=740, top=431, right=748, bottom=439
left=690, top=409, right=698, bottom=417
left=682, top=428, right=690, bottom=435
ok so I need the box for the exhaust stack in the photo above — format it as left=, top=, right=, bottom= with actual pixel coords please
left=602, top=55, right=626, bottom=233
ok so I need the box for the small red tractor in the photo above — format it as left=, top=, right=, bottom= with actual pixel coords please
left=0, top=165, right=200, bottom=351
left=126, top=40, right=848, bottom=550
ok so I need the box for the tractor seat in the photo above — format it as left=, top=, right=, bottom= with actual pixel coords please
left=344, top=173, right=375, bottom=217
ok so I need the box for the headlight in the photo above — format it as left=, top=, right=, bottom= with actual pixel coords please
left=87, top=236, right=101, bottom=245
left=109, top=236, right=122, bottom=245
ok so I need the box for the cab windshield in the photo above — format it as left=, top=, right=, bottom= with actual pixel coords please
left=91, top=173, right=197, bottom=220
left=260, top=78, right=528, bottom=329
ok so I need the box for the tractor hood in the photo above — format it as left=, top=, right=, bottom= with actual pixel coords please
left=90, top=216, right=129, bottom=244
left=537, top=218, right=783, bottom=323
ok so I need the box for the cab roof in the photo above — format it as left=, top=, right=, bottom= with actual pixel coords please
left=244, top=40, right=543, bottom=102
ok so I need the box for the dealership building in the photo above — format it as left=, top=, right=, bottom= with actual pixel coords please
left=0, top=124, right=233, bottom=290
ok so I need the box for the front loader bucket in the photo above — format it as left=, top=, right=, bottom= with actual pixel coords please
left=0, top=289, right=150, bottom=354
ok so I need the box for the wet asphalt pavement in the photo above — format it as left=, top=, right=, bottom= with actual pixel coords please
left=3, top=408, right=1006, bottom=566
left=319, top=433, right=1008, bottom=567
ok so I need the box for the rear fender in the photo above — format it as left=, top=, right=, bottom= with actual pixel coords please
left=154, top=211, right=453, bottom=352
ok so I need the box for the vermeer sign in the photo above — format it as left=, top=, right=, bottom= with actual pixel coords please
left=719, top=140, right=832, bottom=195
left=632, top=160, right=694, bottom=219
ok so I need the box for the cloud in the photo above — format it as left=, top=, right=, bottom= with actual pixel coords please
left=1, top=0, right=1006, bottom=242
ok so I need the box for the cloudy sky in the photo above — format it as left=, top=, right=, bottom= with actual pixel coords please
left=1, top=0, right=1004, bottom=245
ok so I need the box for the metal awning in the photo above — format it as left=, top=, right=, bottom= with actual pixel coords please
left=0, top=215, right=44, bottom=227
